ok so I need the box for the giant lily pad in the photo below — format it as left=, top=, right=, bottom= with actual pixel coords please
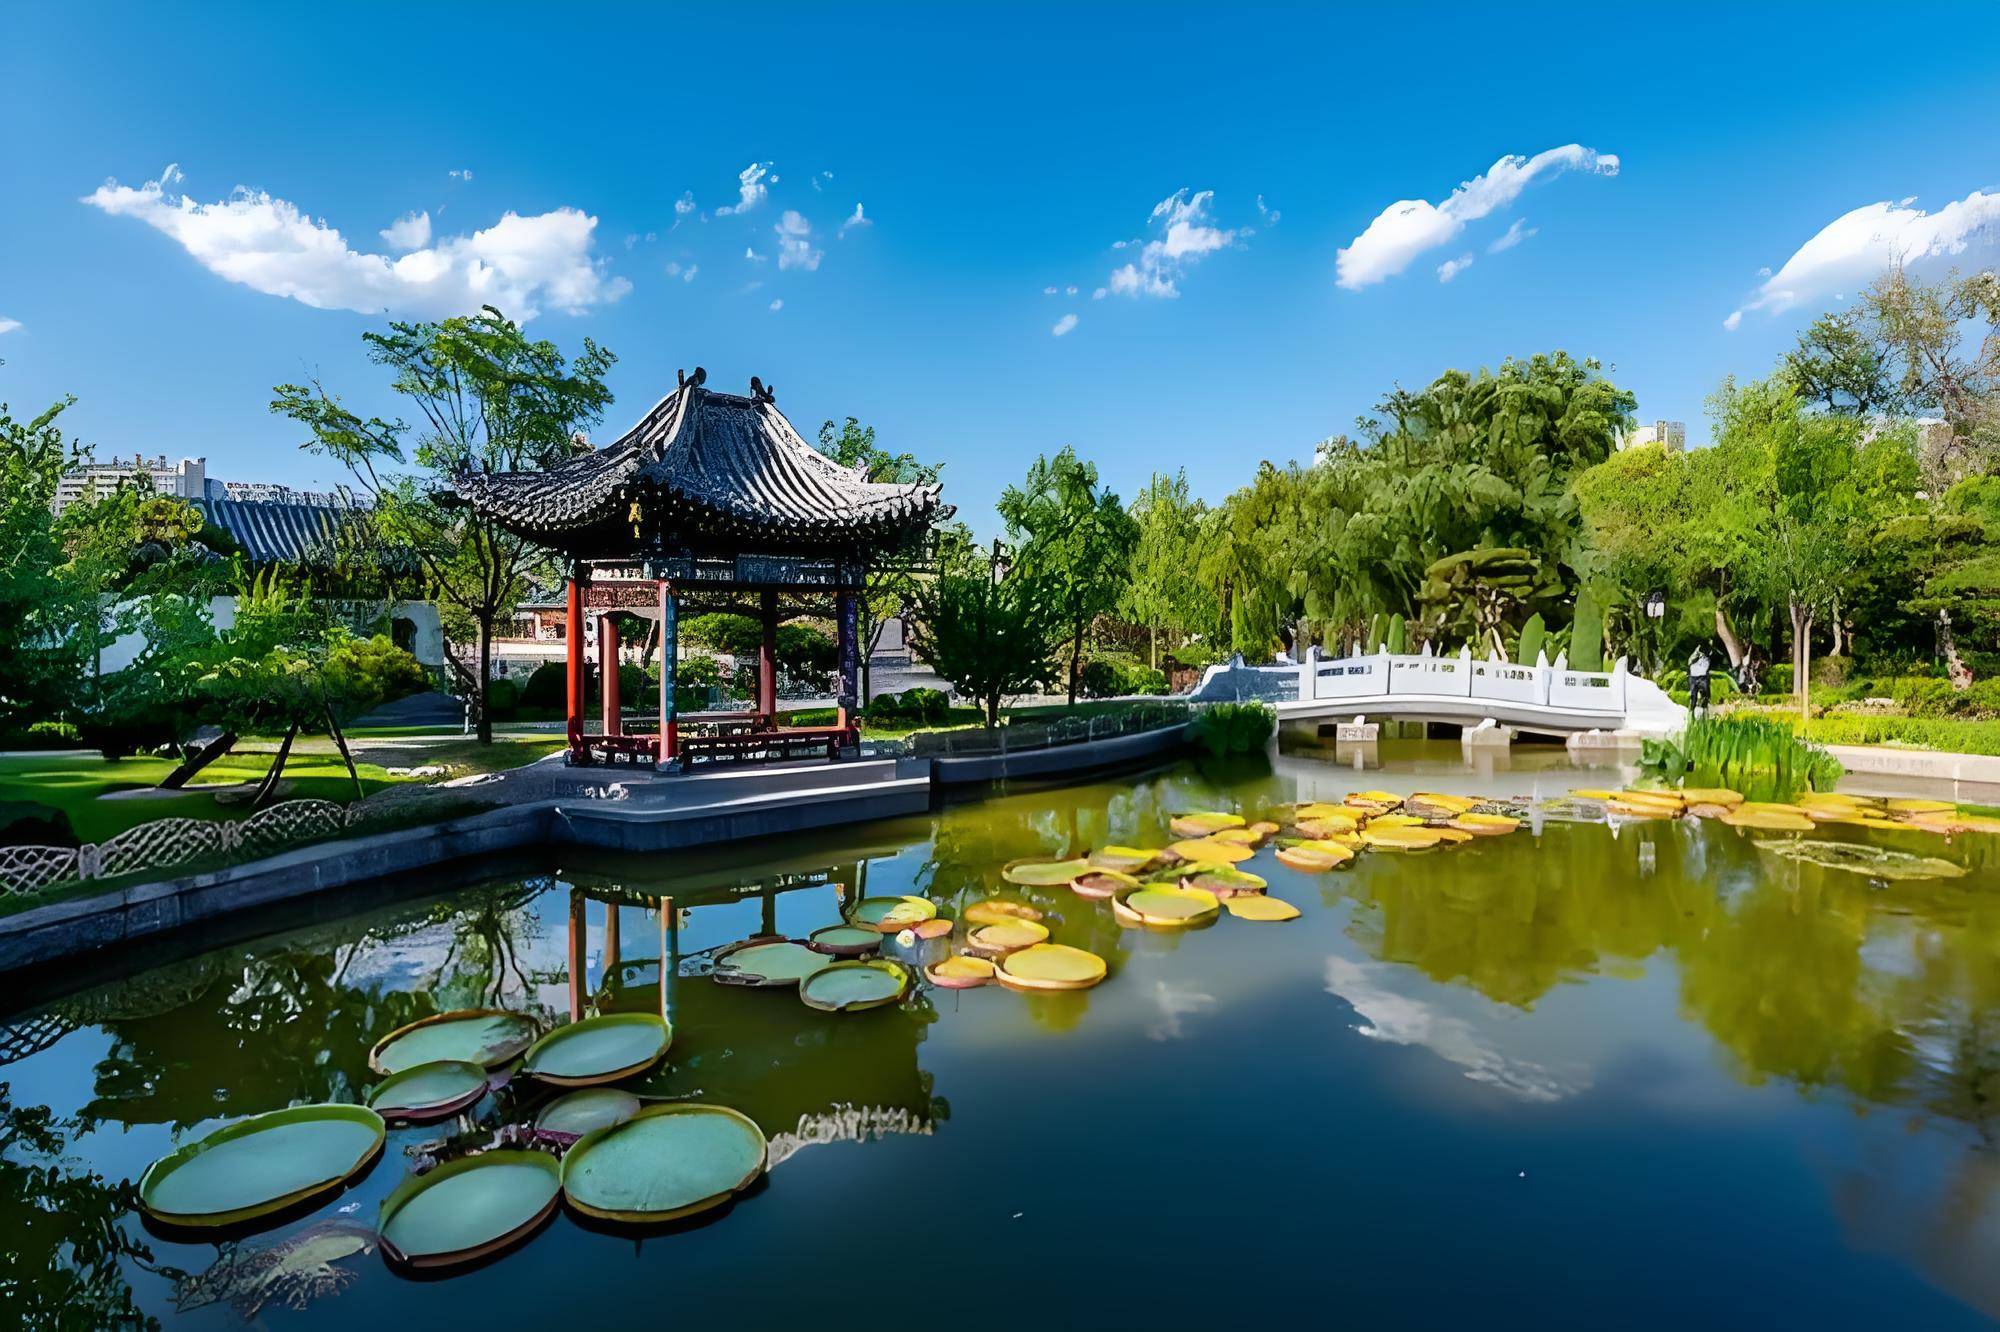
left=713, top=938, right=831, bottom=988
left=799, top=959, right=910, bottom=1012
left=1090, top=846, right=1162, bottom=873
left=1296, top=816, right=1361, bottom=839
left=1887, top=798, right=1956, bottom=814
left=1719, top=806, right=1814, bottom=832
left=964, top=899, right=1044, bottom=926
left=1167, top=837, right=1255, bottom=864
left=1112, top=884, right=1220, bottom=927
left=996, top=943, right=1107, bottom=992
left=1681, top=787, right=1745, bottom=808
left=1001, top=858, right=1091, bottom=886
left=561, top=1104, right=767, bottom=1224
left=1071, top=868, right=1138, bottom=898
left=379, top=1150, right=561, bottom=1269
left=1359, top=825, right=1444, bottom=850
left=1169, top=812, right=1245, bottom=838
left=139, top=1104, right=386, bottom=1228
left=1275, top=842, right=1352, bottom=872
left=807, top=924, right=883, bottom=957
left=1754, top=839, right=1970, bottom=881
left=535, top=1087, right=642, bottom=1137
left=966, top=919, right=1050, bottom=955
left=1408, top=792, right=1478, bottom=817
left=925, top=955, right=996, bottom=989
left=1451, top=812, right=1519, bottom=836
left=1181, top=865, right=1268, bottom=897
left=520, top=1013, right=672, bottom=1087
left=1223, top=895, right=1301, bottom=922
left=365, top=1060, right=489, bottom=1124
left=369, top=1009, right=538, bottom=1076
left=847, top=896, right=939, bottom=932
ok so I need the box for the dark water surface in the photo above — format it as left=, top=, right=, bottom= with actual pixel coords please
left=6, top=739, right=2000, bottom=1329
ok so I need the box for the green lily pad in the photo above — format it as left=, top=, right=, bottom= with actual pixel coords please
left=847, top=896, right=938, bottom=932
left=561, top=1104, right=768, bottom=1224
left=369, top=1009, right=538, bottom=1076
left=806, top=924, right=883, bottom=957
left=378, top=1150, right=561, bottom=1269
left=1181, top=865, right=1268, bottom=897
left=798, top=959, right=910, bottom=1013
left=365, top=1060, right=490, bottom=1123
left=1001, top=857, right=1091, bottom=886
left=534, top=1088, right=642, bottom=1137
left=1755, top=838, right=1970, bottom=881
left=520, top=1013, right=672, bottom=1086
left=713, top=938, right=832, bottom=987
left=139, top=1104, right=386, bottom=1228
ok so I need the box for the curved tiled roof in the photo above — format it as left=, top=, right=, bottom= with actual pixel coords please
left=197, top=491, right=356, bottom=565
left=444, top=370, right=943, bottom=549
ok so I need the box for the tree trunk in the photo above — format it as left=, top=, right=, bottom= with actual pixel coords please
left=252, top=722, right=299, bottom=809
left=325, top=700, right=363, bottom=801
left=1150, top=625, right=1158, bottom=671
left=1789, top=599, right=1812, bottom=716
left=986, top=691, right=1001, bottom=727
left=1940, top=610, right=1974, bottom=688
left=476, top=614, right=495, bottom=744
left=158, top=730, right=238, bottom=789
left=1715, top=607, right=1747, bottom=668
left=1067, top=627, right=1081, bottom=707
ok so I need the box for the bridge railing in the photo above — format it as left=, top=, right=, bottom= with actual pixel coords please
left=1299, top=646, right=1628, bottom=713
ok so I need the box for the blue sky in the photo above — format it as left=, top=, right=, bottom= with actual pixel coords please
left=4, top=2, right=1999, bottom=533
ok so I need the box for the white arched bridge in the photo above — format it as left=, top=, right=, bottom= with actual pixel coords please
left=1189, top=646, right=1688, bottom=738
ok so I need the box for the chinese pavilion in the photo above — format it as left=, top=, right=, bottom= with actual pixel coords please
left=445, top=368, right=944, bottom=766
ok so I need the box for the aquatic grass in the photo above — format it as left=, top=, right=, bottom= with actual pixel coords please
left=1189, top=702, right=1276, bottom=757
left=1643, top=716, right=1844, bottom=793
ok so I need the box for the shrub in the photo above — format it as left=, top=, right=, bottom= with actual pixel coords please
left=5, top=721, right=83, bottom=750
left=899, top=687, right=949, bottom=723
left=483, top=676, right=522, bottom=718
left=1569, top=591, right=1603, bottom=671
left=1081, top=655, right=1169, bottom=699
left=1763, top=662, right=1793, bottom=696
left=0, top=801, right=79, bottom=848
left=324, top=633, right=428, bottom=706
left=1189, top=701, right=1275, bottom=757
left=521, top=661, right=567, bottom=710
left=1811, top=655, right=1851, bottom=687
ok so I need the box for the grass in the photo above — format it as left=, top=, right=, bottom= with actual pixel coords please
left=0, top=734, right=564, bottom=843
left=1795, top=713, right=2000, bottom=758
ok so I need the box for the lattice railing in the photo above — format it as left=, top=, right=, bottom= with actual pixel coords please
left=0, top=797, right=379, bottom=901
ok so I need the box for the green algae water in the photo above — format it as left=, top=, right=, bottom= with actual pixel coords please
left=6, top=737, right=2000, bottom=1327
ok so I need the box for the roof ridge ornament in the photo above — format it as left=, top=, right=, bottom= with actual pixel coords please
left=676, top=366, right=708, bottom=389
left=749, top=375, right=776, bottom=404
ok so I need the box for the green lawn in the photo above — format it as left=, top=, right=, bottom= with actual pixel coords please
left=0, top=734, right=565, bottom=843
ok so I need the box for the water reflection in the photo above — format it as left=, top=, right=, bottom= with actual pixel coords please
left=2, top=746, right=2000, bottom=1325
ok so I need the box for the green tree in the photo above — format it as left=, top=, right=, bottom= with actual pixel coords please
left=815, top=415, right=947, bottom=704
left=998, top=446, right=1139, bottom=704
left=0, top=399, right=103, bottom=735
left=1781, top=309, right=1899, bottom=416
left=1120, top=469, right=1216, bottom=668
left=272, top=306, right=615, bottom=742
left=907, top=566, right=1058, bottom=726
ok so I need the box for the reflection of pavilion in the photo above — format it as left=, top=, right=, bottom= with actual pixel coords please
left=444, top=368, right=944, bottom=766
left=560, top=870, right=944, bottom=1145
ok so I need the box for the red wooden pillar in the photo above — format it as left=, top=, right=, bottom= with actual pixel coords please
left=757, top=588, right=778, bottom=724
left=598, top=614, right=621, bottom=736
left=565, top=571, right=586, bottom=763
left=566, top=886, right=585, bottom=1021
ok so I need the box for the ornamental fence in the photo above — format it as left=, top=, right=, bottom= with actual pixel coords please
left=0, top=797, right=367, bottom=900
left=901, top=700, right=1193, bottom=758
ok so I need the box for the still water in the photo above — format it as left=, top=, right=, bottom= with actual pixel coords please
left=5, top=738, right=2000, bottom=1329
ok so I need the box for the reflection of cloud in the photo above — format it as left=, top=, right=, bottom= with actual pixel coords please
left=767, top=1102, right=934, bottom=1168
left=1148, top=979, right=1215, bottom=1041
left=1324, top=956, right=1584, bottom=1102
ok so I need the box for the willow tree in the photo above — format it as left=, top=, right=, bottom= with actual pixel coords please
left=998, top=446, right=1138, bottom=704
left=272, top=307, right=614, bottom=742
left=1121, top=469, right=1216, bottom=667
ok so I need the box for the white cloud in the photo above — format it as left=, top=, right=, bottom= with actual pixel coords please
left=1725, top=189, right=2000, bottom=329
left=1257, top=194, right=1281, bottom=225
left=774, top=210, right=821, bottom=271
left=1436, top=253, right=1474, bottom=283
left=812, top=170, right=833, bottom=193
left=1106, top=188, right=1239, bottom=299
left=1043, top=285, right=1058, bottom=295
left=1065, top=284, right=1077, bottom=296
left=82, top=165, right=629, bottom=321
left=715, top=162, right=770, bottom=215
left=1091, top=286, right=1107, bottom=300
left=664, top=260, right=697, bottom=283
left=1487, top=218, right=1536, bottom=253
left=744, top=245, right=766, bottom=263
left=1052, top=313, right=1078, bottom=337
left=1335, top=144, right=1618, bottom=290
left=0, top=317, right=20, bottom=335
left=448, top=168, right=474, bottom=182
left=769, top=298, right=783, bottom=312
left=379, top=210, right=432, bottom=252
left=838, top=202, right=871, bottom=237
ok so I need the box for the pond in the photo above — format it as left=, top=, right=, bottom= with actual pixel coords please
left=5, top=737, right=2000, bottom=1328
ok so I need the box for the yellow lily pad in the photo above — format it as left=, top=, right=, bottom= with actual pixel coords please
left=964, top=899, right=1044, bottom=926
left=1112, top=884, right=1221, bottom=927
left=1168, top=837, right=1255, bottom=864
left=1452, top=812, right=1519, bottom=835
left=1181, top=865, right=1268, bottom=896
left=1223, top=895, right=1301, bottom=922
left=1089, top=845, right=1162, bottom=872
left=1887, top=798, right=1956, bottom=814
left=966, top=920, right=1051, bottom=954
left=848, top=896, right=939, bottom=933
left=1001, top=857, right=1091, bottom=886
left=1359, top=824, right=1444, bottom=850
left=1169, top=812, right=1246, bottom=838
left=995, top=943, right=1107, bottom=992
left=1719, top=807, right=1814, bottom=831
left=925, top=955, right=996, bottom=989
left=1678, top=787, right=1744, bottom=808
left=1070, top=868, right=1139, bottom=898
left=1275, top=841, right=1353, bottom=872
